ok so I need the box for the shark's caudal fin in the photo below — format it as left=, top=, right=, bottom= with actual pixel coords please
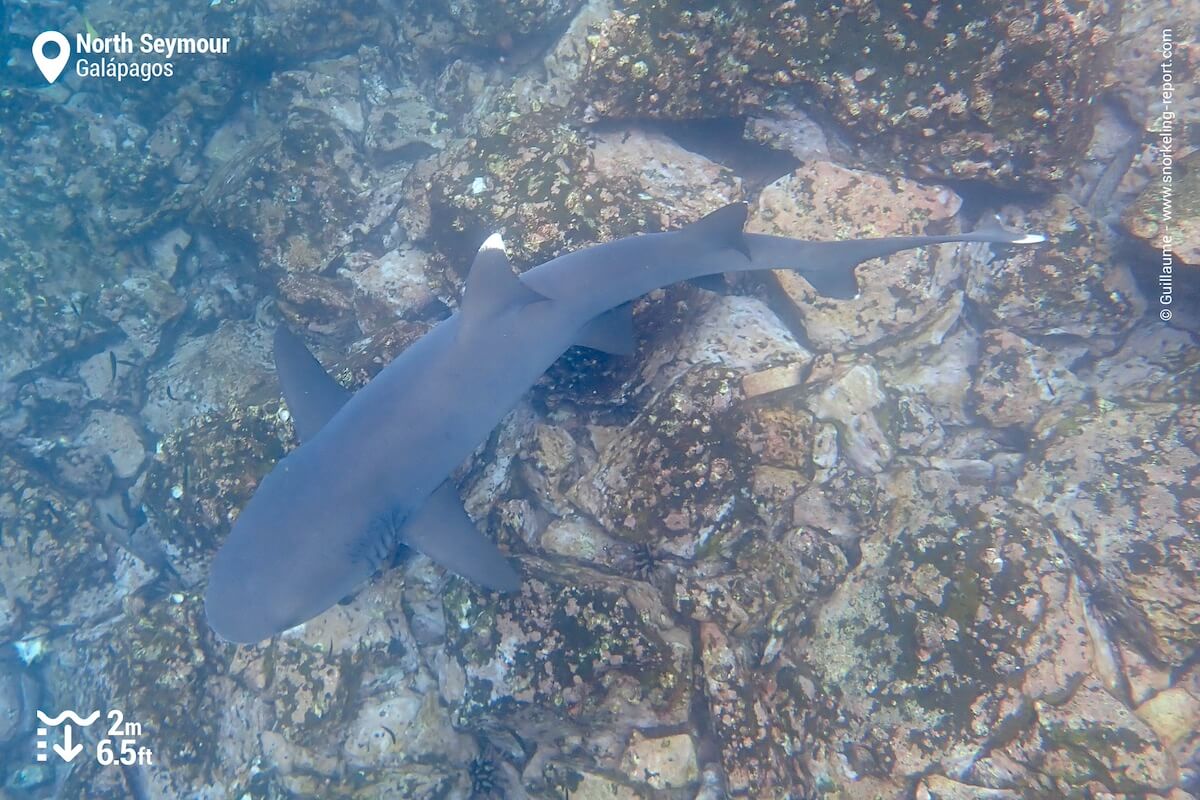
left=745, top=216, right=1047, bottom=300
left=274, top=327, right=351, bottom=441
left=460, top=233, right=549, bottom=324
left=575, top=303, right=636, bottom=355
left=684, top=203, right=752, bottom=258
left=398, top=480, right=521, bottom=591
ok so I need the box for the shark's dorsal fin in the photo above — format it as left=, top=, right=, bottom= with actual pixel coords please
left=460, top=233, right=549, bottom=323
left=575, top=303, right=636, bottom=355
left=274, top=327, right=352, bottom=441
left=398, top=480, right=521, bottom=592
left=683, top=202, right=751, bottom=258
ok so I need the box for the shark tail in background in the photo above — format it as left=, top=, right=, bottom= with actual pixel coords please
left=742, top=213, right=1045, bottom=299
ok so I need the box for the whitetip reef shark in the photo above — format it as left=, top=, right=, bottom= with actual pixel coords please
left=204, top=202, right=1043, bottom=643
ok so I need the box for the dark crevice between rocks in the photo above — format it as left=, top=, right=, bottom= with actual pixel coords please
left=456, top=20, right=574, bottom=73
left=1125, top=233, right=1200, bottom=330
left=687, top=621, right=724, bottom=774
left=368, top=140, right=440, bottom=173
left=940, top=178, right=1051, bottom=225
left=5, top=324, right=127, bottom=392
left=755, top=275, right=824, bottom=356
left=959, top=292, right=1109, bottom=377
left=594, top=116, right=803, bottom=194
left=1057, top=535, right=1170, bottom=668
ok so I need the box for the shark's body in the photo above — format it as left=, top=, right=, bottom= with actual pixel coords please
left=205, top=203, right=1042, bottom=643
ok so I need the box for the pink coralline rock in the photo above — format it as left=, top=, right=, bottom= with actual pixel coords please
left=1123, top=151, right=1200, bottom=268
left=964, top=195, right=1146, bottom=345
left=791, top=480, right=1178, bottom=797
left=1081, top=324, right=1200, bottom=404
left=970, top=328, right=1086, bottom=429
left=1007, top=679, right=1175, bottom=793
left=1016, top=401, right=1200, bottom=665
left=590, top=126, right=745, bottom=227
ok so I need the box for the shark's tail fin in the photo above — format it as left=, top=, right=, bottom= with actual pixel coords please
left=743, top=216, right=1047, bottom=300
left=960, top=214, right=1046, bottom=245
left=685, top=202, right=751, bottom=258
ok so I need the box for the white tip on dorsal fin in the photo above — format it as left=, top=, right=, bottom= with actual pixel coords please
left=1012, top=233, right=1046, bottom=244
left=460, top=233, right=549, bottom=325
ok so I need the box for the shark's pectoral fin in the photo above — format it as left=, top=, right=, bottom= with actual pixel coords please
left=399, top=481, right=521, bottom=592
left=575, top=303, right=636, bottom=355
left=460, top=233, right=549, bottom=324
left=684, top=202, right=751, bottom=259
left=274, top=327, right=352, bottom=441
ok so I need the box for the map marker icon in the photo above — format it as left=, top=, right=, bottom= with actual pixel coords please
left=33, top=31, right=70, bottom=84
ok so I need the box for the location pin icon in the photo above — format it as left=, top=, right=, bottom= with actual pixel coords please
left=32, top=31, right=70, bottom=84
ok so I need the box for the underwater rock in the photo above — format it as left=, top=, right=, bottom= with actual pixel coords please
left=201, top=116, right=373, bottom=276
left=753, top=161, right=964, bottom=352
left=141, top=401, right=293, bottom=586
left=744, top=102, right=832, bottom=163
left=338, top=245, right=438, bottom=332
left=46, top=596, right=230, bottom=797
left=253, top=48, right=444, bottom=160
left=540, top=764, right=643, bottom=800
left=1009, top=678, right=1174, bottom=794
left=436, top=0, right=585, bottom=41
left=0, top=219, right=117, bottom=383
left=575, top=0, right=1114, bottom=188
left=970, top=328, right=1086, bottom=429
left=516, top=423, right=591, bottom=519
left=793, top=480, right=1173, bottom=796
left=1137, top=687, right=1200, bottom=749
left=2, top=88, right=204, bottom=248
left=878, top=321, right=981, bottom=429
left=422, top=105, right=658, bottom=271
left=275, top=272, right=360, bottom=336
left=439, top=561, right=692, bottom=741
left=1082, top=324, right=1200, bottom=405
left=73, top=409, right=148, bottom=482
left=964, top=195, right=1146, bottom=345
left=542, top=0, right=618, bottom=108
left=0, top=661, right=36, bottom=750
left=1124, top=151, right=1200, bottom=267
left=639, top=294, right=812, bottom=397
left=141, top=321, right=275, bottom=437
left=418, top=106, right=738, bottom=301
left=96, top=273, right=187, bottom=360
left=1103, top=2, right=1198, bottom=133
left=201, top=50, right=425, bottom=312
left=570, top=364, right=762, bottom=559
left=174, top=0, right=391, bottom=62
left=916, top=775, right=1022, bottom=799
left=1015, top=401, right=1200, bottom=665
left=697, top=620, right=807, bottom=793
left=618, top=730, right=698, bottom=790
left=806, top=363, right=892, bottom=474
left=46, top=562, right=470, bottom=796
left=538, top=516, right=625, bottom=566
left=675, top=523, right=849, bottom=647
left=590, top=126, right=745, bottom=226
left=0, top=456, right=138, bottom=640
left=147, top=227, right=192, bottom=280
